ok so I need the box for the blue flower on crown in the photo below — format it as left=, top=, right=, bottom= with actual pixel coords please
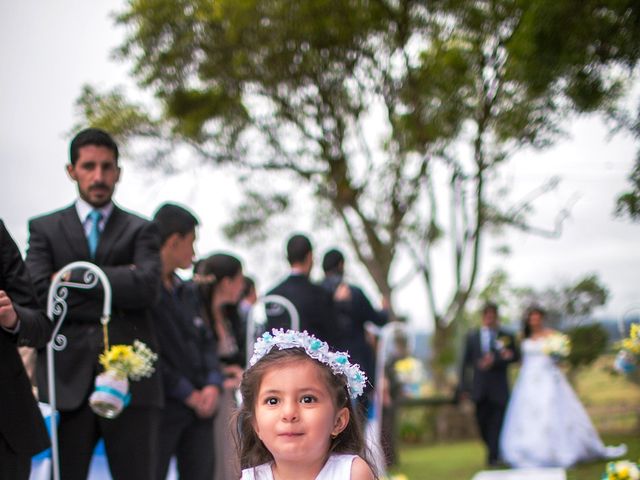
left=248, top=329, right=367, bottom=399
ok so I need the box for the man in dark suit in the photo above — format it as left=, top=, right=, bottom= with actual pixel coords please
left=25, top=128, right=162, bottom=479
left=458, top=302, right=519, bottom=466
left=266, top=234, right=338, bottom=346
left=0, top=219, right=51, bottom=479
left=320, top=248, right=386, bottom=400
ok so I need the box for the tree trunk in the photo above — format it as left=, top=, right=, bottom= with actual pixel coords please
left=430, top=321, right=458, bottom=394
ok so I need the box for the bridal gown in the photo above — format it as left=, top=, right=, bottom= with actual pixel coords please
left=500, top=337, right=625, bottom=468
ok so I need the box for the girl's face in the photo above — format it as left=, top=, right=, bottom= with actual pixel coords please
left=217, top=270, right=244, bottom=304
left=252, top=358, right=349, bottom=468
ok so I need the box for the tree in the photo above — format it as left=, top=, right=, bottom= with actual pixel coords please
left=565, top=323, right=608, bottom=383
left=476, top=269, right=610, bottom=324
left=615, top=127, right=640, bottom=221
left=476, top=269, right=610, bottom=381
left=76, top=0, right=640, bottom=383
left=512, top=273, right=609, bottom=327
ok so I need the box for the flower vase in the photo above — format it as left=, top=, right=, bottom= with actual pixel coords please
left=89, top=370, right=131, bottom=419
left=614, top=351, right=639, bottom=386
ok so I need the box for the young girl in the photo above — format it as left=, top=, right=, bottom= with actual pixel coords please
left=235, top=329, right=377, bottom=480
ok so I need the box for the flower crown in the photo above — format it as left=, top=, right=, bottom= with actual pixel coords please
left=249, top=329, right=367, bottom=399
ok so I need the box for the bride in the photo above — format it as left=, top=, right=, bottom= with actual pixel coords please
left=500, top=306, right=626, bottom=468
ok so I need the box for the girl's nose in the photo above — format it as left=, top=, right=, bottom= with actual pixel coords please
left=281, top=400, right=299, bottom=422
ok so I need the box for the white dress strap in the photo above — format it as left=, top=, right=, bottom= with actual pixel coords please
left=316, top=454, right=357, bottom=480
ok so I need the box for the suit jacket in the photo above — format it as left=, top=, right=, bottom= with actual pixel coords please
left=458, top=327, right=519, bottom=406
left=267, top=274, right=338, bottom=346
left=153, top=277, right=223, bottom=404
left=25, top=204, right=163, bottom=411
left=321, top=276, right=386, bottom=383
left=0, top=219, right=51, bottom=455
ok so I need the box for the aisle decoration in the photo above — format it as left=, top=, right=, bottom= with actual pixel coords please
left=601, top=459, right=640, bottom=480
left=89, top=339, right=157, bottom=418
left=614, top=323, right=639, bottom=378
left=394, top=356, right=428, bottom=398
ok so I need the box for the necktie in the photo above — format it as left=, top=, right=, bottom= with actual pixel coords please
left=87, top=210, right=102, bottom=258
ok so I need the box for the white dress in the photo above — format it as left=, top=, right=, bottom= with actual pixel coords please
left=500, top=338, right=626, bottom=468
left=240, top=454, right=357, bottom=480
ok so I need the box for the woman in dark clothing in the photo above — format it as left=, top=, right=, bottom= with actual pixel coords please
left=194, top=253, right=246, bottom=480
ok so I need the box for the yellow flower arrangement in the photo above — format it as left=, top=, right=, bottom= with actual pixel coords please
left=98, top=340, right=157, bottom=381
left=394, top=357, right=424, bottom=384
left=393, top=356, right=429, bottom=398
left=620, top=324, right=640, bottom=356
left=602, top=460, right=640, bottom=480
left=614, top=323, right=639, bottom=379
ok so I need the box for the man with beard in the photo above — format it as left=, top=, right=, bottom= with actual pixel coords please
left=25, top=128, right=162, bottom=479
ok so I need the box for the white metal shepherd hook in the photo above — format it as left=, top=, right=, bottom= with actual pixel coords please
left=245, top=294, right=300, bottom=364
left=46, top=261, right=112, bottom=480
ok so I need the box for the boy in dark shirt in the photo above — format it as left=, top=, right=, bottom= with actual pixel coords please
left=152, top=203, right=224, bottom=480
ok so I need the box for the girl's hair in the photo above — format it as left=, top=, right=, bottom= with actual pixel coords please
left=194, top=252, right=245, bottom=364
left=194, top=253, right=242, bottom=307
left=234, top=347, right=378, bottom=477
left=522, top=305, right=546, bottom=338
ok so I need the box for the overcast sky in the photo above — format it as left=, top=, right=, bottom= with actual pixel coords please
left=1, top=0, right=638, bottom=331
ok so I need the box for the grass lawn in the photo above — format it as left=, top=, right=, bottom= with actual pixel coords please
left=388, top=355, right=640, bottom=479
left=388, top=434, right=639, bottom=480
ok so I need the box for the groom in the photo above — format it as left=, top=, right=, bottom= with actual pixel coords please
left=458, top=302, right=519, bottom=466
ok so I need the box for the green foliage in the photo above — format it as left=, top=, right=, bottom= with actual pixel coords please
left=222, top=190, right=290, bottom=243
left=477, top=268, right=510, bottom=307
left=74, top=85, right=158, bottom=140
left=166, top=87, right=248, bottom=141
left=564, top=274, right=609, bottom=316
left=616, top=156, right=640, bottom=221
left=397, top=406, right=433, bottom=444
left=507, top=272, right=610, bottom=323
left=474, top=270, right=611, bottom=332
left=432, top=332, right=458, bottom=371
left=566, top=323, right=609, bottom=370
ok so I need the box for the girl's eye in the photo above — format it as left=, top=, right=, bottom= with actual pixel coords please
left=301, top=395, right=316, bottom=404
left=266, top=397, right=278, bottom=405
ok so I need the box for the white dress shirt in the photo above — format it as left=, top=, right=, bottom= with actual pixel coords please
left=75, top=198, right=114, bottom=238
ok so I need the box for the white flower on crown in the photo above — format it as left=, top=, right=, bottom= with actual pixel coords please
left=249, top=329, right=368, bottom=399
